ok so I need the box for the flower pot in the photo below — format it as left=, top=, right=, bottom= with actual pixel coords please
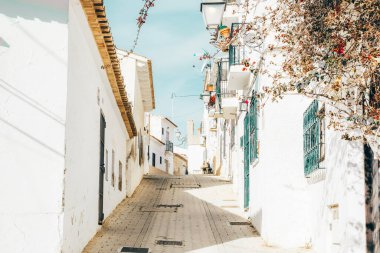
left=206, top=84, right=215, bottom=92
left=219, top=27, right=231, bottom=38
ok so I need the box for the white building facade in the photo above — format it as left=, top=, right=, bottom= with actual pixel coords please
left=148, top=115, right=177, bottom=175
left=199, top=0, right=379, bottom=253
left=0, top=1, right=154, bottom=252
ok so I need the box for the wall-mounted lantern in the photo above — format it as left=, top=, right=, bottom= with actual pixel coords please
left=200, top=0, right=226, bottom=30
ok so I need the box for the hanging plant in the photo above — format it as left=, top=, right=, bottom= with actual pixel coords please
left=209, top=95, right=216, bottom=106
left=218, top=25, right=231, bottom=39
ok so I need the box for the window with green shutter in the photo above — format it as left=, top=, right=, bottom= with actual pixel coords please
left=303, top=100, right=320, bottom=176
left=249, top=95, right=258, bottom=161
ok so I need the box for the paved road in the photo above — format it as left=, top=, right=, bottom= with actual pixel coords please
left=83, top=175, right=308, bottom=253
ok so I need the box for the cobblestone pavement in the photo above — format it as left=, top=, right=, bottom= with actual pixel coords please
left=83, top=175, right=310, bottom=253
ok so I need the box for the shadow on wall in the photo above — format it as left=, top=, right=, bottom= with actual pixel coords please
left=252, top=208, right=263, bottom=235
left=0, top=0, right=68, bottom=23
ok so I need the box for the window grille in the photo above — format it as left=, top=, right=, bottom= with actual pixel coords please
left=249, top=95, right=258, bottom=161
left=303, top=100, right=320, bottom=176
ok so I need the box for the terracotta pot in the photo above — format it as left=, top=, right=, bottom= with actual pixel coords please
left=206, top=84, right=215, bottom=92
left=219, top=27, right=231, bottom=38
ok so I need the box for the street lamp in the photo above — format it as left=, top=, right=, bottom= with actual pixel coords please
left=200, top=0, right=226, bottom=30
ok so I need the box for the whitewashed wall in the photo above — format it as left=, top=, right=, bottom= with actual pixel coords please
left=149, top=115, right=175, bottom=174
left=119, top=53, right=146, bottom=197
left=0, top=1, right=69, bottom=252
left=149, top=137, right=166, bottom=172
left=308, top=116, right=365, bottom=253
left=187, top=145, right=206, bottom=174
left=227, top=0, right=367, bottom=252
left=62, top=1, right=129, bottom=252
left=248, top=94, right=312, bottom=248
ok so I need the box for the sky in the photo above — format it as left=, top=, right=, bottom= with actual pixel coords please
left=104, top=0, right=214, bottom=146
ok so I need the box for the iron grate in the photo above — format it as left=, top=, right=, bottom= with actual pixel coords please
left=156, top=240, right=183, bottom=246
left=229, top=221, right=251, bottom=226
left=170, top=184, right=201, bottom=189
left=157, top=204, right=183, bottom=208
left=120, top=247, right=149, bottom=253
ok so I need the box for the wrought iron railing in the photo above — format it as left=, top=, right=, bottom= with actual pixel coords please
left=303, top=100, right=320, bottom=176
left=165, top=141, right=173, bottom=152
left=229, top=23, right=246, bottom=67
left=216, top=59, right=237, bottom=99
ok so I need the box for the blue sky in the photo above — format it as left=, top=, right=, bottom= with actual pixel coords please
left=104, top=0, right=214, bottom=146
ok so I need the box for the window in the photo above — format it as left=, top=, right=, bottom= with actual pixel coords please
left=162, top=128, right=164, bottom=135
left=303, top=100, right=325, bottom=176
left=105, top=149, right=108, bottom=181
left=160, top=156, right=162, bottom=164
left=152, top=153, right=156, bottom=167
left=111, top=150, right=115, bottom=187
left=118, top=161, right=122, bottom=191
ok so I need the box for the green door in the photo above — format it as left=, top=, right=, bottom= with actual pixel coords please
left=243, top=115, right=250, bottom=208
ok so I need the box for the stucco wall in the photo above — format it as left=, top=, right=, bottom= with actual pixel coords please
left=62, top=1, right=129, bottom=252
left=187, top=145, right=206, bottom=174
left=248, top=95, right=312, bottom=248
left=149, top=137, right=166, bottom=172
left=119, top=54, right=146, bottom=197
left=174, top=154, right=187, bottom=175
left=0, top=1, right=69, bottom=252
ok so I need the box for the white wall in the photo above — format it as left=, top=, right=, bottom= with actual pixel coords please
left=119, top=53, right=147, bottom=197
left=308, top=114, right=365, bottom=253
left=150, top=115, right=163, bottom=141
left=62, top=1, right=129, bottom=252
left=187, top=145, right=206, bottom=174
left=0, top=1, right=69, bottom=252
left=149, top=115, right=176, bottom=175
left=248, top=95, right=312, bottom=248
left=149, top=137, right=166, bottom=172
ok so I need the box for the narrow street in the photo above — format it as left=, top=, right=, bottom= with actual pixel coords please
left=82, top=175, right=308, bottom=253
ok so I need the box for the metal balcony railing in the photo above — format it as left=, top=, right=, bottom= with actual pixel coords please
left=165, top=141, right=173, bottom=152
left=229, top=23, right=246, bottom=67
left=216, top=59, right=237, bottom=100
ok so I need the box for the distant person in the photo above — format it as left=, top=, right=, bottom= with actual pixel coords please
left=207, top=162, right=212, bottom=174
left=201, top=161, right=207, bottom=174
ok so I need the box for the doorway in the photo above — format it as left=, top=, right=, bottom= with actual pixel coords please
left=98, top=113, right=106, bottom=225
left=152, top=153, right=156, bottom=167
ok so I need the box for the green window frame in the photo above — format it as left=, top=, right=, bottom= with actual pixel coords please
left=249, top=95, right=258, bottom=161
left=243, top=93, right=258, bottom=165
left=303, top=100, right=320, bottom=176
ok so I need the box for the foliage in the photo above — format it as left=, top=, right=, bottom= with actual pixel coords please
left=229, top=0, right=380, bottom=152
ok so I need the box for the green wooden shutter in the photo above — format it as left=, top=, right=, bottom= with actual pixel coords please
left=303, top=100, right=320, bottom=176
left=243, top=115, right=250, bottom=208
left=249, top=96, right=258, bottom=162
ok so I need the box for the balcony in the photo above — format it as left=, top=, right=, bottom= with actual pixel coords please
left=216, top=59, right=237, bottom=100
left=227, top=24, right=251, bottom=90
left=165, top=141, right=173, bottom=152
left=221, top=97, right=239, bottom=119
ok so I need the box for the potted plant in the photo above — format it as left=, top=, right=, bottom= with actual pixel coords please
left=218, top=25, right=230, bottom=38
left=206, top=84, right=215, bottom=92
